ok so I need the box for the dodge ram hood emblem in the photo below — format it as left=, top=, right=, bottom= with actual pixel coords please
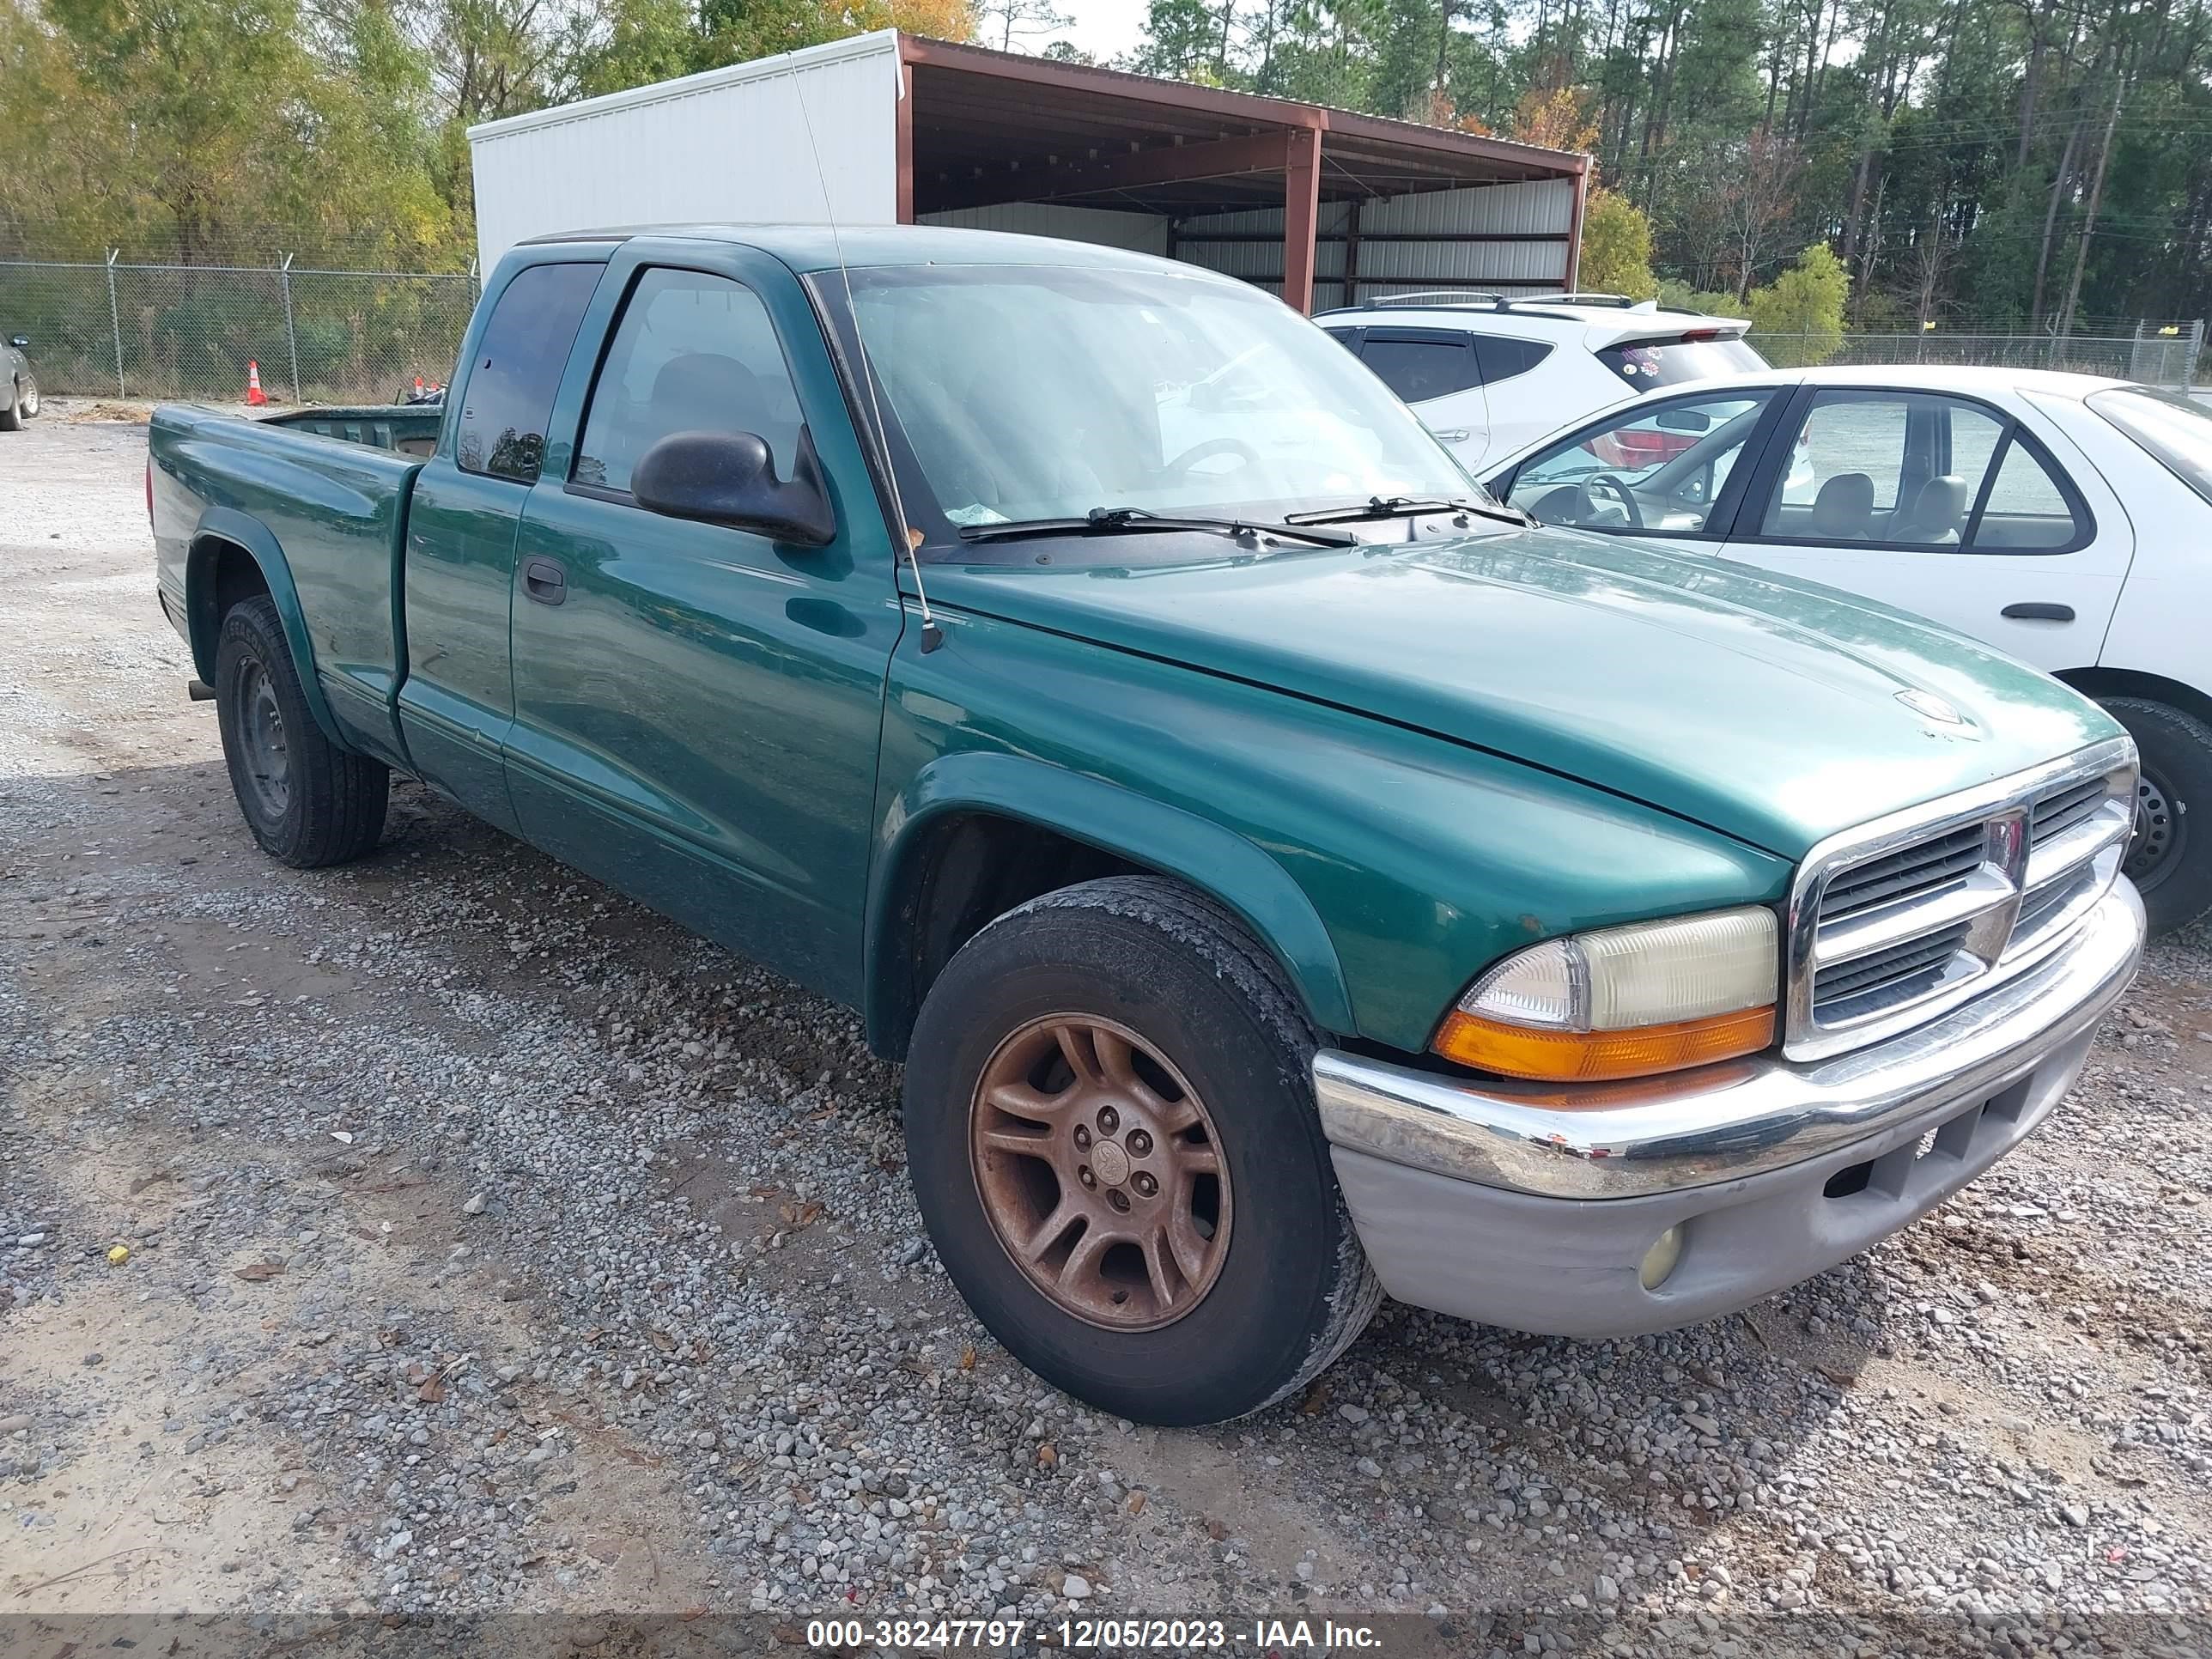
left=1897, top=687, right=1969, bottom=728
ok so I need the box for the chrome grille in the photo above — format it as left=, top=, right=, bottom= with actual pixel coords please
left=1812, top=920, right=1972, bottom=1018
left=1816, top=824, right=1984, bottom=923
left=1784, top=738, right=2136, bottom=1062
left=2030, top=777, right=2108, bottom=846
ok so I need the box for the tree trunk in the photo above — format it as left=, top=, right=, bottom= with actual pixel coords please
left=2057, top=67, right=2127, bottom=338
left=2029, top=106, right=2081, bottom=325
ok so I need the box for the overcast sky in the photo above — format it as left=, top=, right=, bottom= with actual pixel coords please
left=1046, top=0, right=1152, bottom=64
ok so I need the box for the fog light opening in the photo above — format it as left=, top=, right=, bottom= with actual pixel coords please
left=1638, top=1224, right=1685, bottom=1291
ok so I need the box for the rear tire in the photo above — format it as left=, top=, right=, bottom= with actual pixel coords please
left=2101, top=696, right=2212, bottom=935
left=214, top=595, right=388, bottom=867
left=902, top=875, right=1380, bottom=1425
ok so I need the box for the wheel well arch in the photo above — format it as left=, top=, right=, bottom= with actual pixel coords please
left=865, top=788, right=1352, bottom=1061
left=182, top=519, right=347, bottom=746
left=867, top=811, right=1149, bottom=1060
left=2052, top=665, right=2212, bottom=732
left=185, top=533, right=272, bottom=674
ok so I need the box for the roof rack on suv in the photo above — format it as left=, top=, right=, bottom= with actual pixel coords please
left=1358, top=290, right=1516, bottom=311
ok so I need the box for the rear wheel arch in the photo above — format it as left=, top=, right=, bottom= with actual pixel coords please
left=2053, top=665, right=2212, bottom=732
left=184, top=515, right=347, bottom=748
left=865, top=758, right=1354, bottom=1060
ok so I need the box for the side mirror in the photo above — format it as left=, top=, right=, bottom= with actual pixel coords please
left=630, top=428, right=836, bottom=547
left=7, top=335, right=27, bottom=349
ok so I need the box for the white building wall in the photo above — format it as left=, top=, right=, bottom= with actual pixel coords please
left=466, top=32, right=902, bottom=275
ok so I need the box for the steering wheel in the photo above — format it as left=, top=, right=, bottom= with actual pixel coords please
left=1164, top=437, right=1262, bottom=479
left=1573, top=471, right=1645, bottom=529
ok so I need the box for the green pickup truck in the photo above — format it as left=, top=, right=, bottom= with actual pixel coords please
left=151, top=226, right=2145, bottom=1426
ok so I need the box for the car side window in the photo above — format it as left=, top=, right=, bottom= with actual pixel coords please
left=1970, top=436, right=2086, bottom=549
left=1358, top=331, right=1479, bottom=404
left=1754, top=391, right=2082, bottom=550
left=1473, top=336, right=1553, bottom=387
left=1507, top=393, right=1771, bottom=535
left=574, top=268, right=806, bottom=495
left=454, top=262, right=600, bottom=483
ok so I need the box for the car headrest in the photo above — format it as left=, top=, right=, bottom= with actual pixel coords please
left=1808, top=471, right=1876, bottom=538
left=1903, top=473, right=1970, bottom=542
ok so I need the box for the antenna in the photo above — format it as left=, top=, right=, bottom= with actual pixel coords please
left=792, top=63, right=945, bottom=653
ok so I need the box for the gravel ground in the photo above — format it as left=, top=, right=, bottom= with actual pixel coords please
left=3, top=405, right=2210, bottom=1655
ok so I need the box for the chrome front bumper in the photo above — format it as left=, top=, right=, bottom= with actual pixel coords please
left=1315, top=881, right=2145, bottom=1204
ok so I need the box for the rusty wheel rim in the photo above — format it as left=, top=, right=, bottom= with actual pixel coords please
left=969, top=1014, right=1231, bottom=1332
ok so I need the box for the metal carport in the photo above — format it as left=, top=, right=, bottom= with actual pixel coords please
left=468, top=32, right=1588, bottom=315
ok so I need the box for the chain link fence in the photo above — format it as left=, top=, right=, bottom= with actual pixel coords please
left=1747, top=319, right=2207, bottom=387
left=7, top=252, right=2208, bottom=405
left=0, top=255, right=478, bottom=404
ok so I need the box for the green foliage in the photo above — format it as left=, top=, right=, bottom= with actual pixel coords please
left=1120, top=0, right=2212, bottom=326
left=1747, top=244, right=1849, bottom=366
left=1577, top=188, right=1657, bottom=301
left=1655, top=280, right=1747, bottom=319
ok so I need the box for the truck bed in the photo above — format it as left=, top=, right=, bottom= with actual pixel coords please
left=261, top=405, right=444, bottom=456
left=149, top=404, right=425, bottom=766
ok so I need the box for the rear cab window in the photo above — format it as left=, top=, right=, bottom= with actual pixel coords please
left=453, top=262, right=601, bottom=483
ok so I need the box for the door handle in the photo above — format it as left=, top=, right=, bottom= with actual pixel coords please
left=1430, top=428, right=1472, bottom=443
left=2000, top=602, right=2074, bottom=623
left=522, top=557, right=568, bottom=606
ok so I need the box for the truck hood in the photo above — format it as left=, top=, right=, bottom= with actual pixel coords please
left=923, top=525, right=2120, bottom=858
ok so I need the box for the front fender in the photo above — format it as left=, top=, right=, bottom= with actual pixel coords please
left=868, top=750, right=1356, bottom=1047
left=185, top=507, right=346, bottom=748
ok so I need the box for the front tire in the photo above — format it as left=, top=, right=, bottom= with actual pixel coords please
left=214, top=595, right=389, bottom=867
left=903, top=875, right=1380, bottom=1425
left=2101, top=697, right=2212, bottom=936
left=0, top=376, right=25, bottom=431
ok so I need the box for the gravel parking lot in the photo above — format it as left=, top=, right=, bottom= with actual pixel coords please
left=4, top=407, right=2211, bottom=1656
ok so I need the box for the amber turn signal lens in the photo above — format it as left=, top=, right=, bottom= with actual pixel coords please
left=1432, top=1004, right=1777, bottom=1083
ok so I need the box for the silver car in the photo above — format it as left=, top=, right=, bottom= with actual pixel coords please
left=3, top=332, right=40, bottom=431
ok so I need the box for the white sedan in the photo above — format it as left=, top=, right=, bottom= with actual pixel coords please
left=1481, top=365, right=2212, bottom=934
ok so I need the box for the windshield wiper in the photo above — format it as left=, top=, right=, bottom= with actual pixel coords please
left=957, top=506, right=1357, bottom=549
left=1285, top=494, right=1534, bottom=529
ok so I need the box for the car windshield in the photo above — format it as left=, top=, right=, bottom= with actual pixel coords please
left=811, top=263, right=1484, bottom=557
left=2087, top=386, right=2212, bottom=507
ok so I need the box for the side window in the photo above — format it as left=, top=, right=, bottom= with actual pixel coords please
left=455, top=262, right=600, bottom=483
left=1970, top=438, right=2085, bottom=550
left=574, top=269, right=806, bottom=495
left=1756, top=391, right=2082, bottom=550
left=1358, top=331, right=1479, bottom=404
left=1473, top=337, right=1553, bottom=387
left=1508, top=393, right=1770, bottom=535
left=1322, top=328, right=1361, bottom=352
left=1767, top=394, right=1912, bottom=538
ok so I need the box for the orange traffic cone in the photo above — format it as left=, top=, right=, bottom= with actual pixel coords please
left=246, top=360, right=267, bottom=407
left=413, top=375, right=425, bottom=397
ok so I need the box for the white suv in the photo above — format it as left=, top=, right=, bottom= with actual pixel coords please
left=1316, top=292, right=1766, bottom=468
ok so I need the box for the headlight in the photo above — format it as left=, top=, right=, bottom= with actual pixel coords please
left=1431, top=907, right=1778, bottom=1082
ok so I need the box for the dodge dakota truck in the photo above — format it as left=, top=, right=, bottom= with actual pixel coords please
left=150, top=227, right=2145, bottom=1426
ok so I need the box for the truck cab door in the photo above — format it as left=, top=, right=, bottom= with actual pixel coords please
left=397, top=259, right=602, bottom=832
left=502, top=240, right=902, bottom=1006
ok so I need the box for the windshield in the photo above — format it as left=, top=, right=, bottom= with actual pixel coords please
left=1596, top=334, right=1765, bottom=391
left=2087, top=386, right=2212, bottom=507
left=810, top=264, right=1482, bottom=556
